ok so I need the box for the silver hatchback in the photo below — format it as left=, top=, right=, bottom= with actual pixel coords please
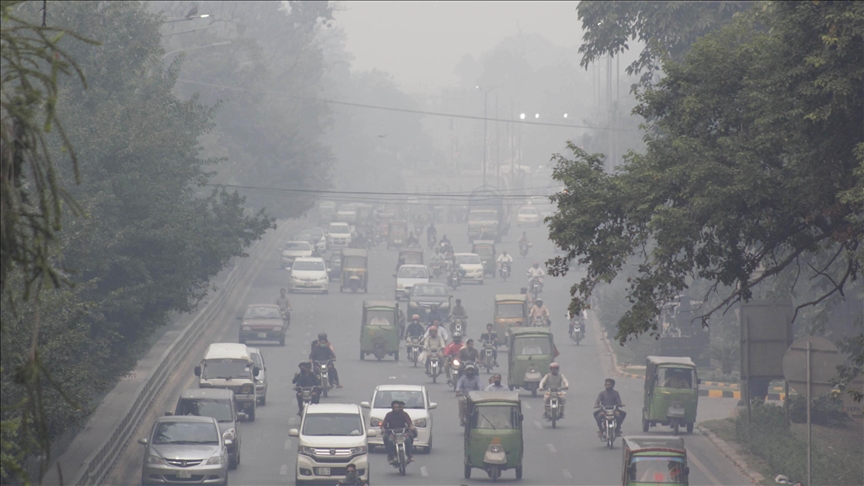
left=139, top=415, right=230, bottom=485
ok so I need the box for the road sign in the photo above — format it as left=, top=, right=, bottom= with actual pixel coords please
left=782, top=336, right=844, bottom=397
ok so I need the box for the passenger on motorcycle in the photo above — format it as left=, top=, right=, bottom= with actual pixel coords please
left=309, top=333, right=342, bottom=388
left=443, top=333, right=465, bottom=384
left=422, top=326, right=447, bottom=375
left=405, top=315, right=426, bottom=340
left=479, top=323, right=499, bottom=366
left=424, top=318, right=450, bottom=342
left=456, top=364, right=482, bottom=425
left=276, top=288, right=292, bottom=324
left=292, top=362, right=319, bottom=415
left=594, top=378, right=626, bottom=436
left=539, top=363, right=569, bottom=418
left=382, top=400, right=417, bottom=464
left=426, top=304, right=444, bottom=325
left=529, top=298, right=551, bottom=326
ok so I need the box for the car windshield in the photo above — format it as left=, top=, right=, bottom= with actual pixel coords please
left=474, top=247, right=494, bottom=257
left=365, top=309, right=395, bottom=326
left=456, top=255, right=481, bottom=265
left=469, top=211, right=498, bottom=222
left=412, top=285, right=447, bottom=296
left=628, top=457, right=688, bottom=484
left=305, top=228, right=324, bottom=238
left=343, top=256, right=366, bottom=268
left=293, top=261, right=325, bottom=272
left=496, top=303, right=525, bottom=318
left=244, top=306, right=281, bottom=319
left=285, top=242, right=311, bottom=250
left=513, top=336, right=551, bottom=356
left=330, top=224, right=350, bottom=234
left=153, top=422, right=219, bottom=445
left=201, top=360, right=251, bottom=380
left=175, top=399, right=234, bottom=423
left=519, top=207, right=539, bottom=215
left=373, top=390, right=425, bottom=409
left=656, top=367, right=697, bottom=389
left=302, top=413, right=364, bottom=436
left=398, top=266, right=429, bottom=278
left=471, top=405, right=519, bottom=429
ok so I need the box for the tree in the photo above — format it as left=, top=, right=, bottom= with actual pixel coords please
left=548, top=2, right=863, bottom=343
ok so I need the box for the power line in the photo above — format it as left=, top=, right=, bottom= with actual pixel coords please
left=176, top=78, right=640, bottom=132
left=206, top=183, right=559, bottom=198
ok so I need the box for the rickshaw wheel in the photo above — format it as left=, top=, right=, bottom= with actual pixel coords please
left=515, top=466, right=522, bottom=479
left=686, top=422, right=694, bottom=434
left=490, top=466, right=500, bottom=482
left=672, top=421, right=680, bottom=435
left=464, top=465, right=471, bottom=479
left=531, top=388, right=537, bottom=397
left=394, top=351, right=399, bottom=361
left=360, top=351, right=365, bottom=360
left=642, top=418, right=649, bottom=432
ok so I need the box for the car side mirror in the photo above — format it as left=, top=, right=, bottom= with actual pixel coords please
left=164, top=411, right=173, bottom=416
left=253, top=366, right=260, bottom=375
left=194, top=366, right=201, bottom=377
left=360, top=401, right=370, bottom=409
left=224, top=439, right=233, bottom=447
left=366, top=429, right=378, bottom=438
left=429, top=402, right=437, bottom=410
left=138, top=438, right=149, bottom=445
left=288, top=429, right=299, bottom=437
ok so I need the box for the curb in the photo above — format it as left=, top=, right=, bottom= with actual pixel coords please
left=697, top=425, right=765, bottom=485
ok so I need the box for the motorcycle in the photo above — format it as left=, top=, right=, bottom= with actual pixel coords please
left=499, top=261, right=511, bottom=281
left=569, top=321, right=583, bottom=345
left=281, top=310, right=291, bottom=328
left=431, top=260, right=443, bottom=279
left=439, top=240, right=453, bottom=255
left=406, top=337, right=423, bottom=367
left=451, top=316, right=467, bottom=336
left=426, top=349, right=442, bottom=384
left=313, top=360, right=332, bottom=398
left=448, top=358, right=462, bottom=390
left=599, top=406, right=621, bottom=449
left=388, top=428, right=412, bottom=476
left=531, top=315, right=550, bottom=328
left=543, top=388, right=565, bottom=428
left=528, top=277, right=543, bottom=299
left=448, top=268, right=462, bottom=289
left=481, top=339, right=496, bottom=373
left=519, top=241, right=531, bottom=258
left=427, top=233, right=437, bottom=249
left=296, top=386, right=318, bottom=411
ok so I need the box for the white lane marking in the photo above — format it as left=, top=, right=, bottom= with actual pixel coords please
left=284, top=439, right=291, bottom=449
left=688, top=451, right=722, bottom=486
left=563, top=469, right=572, bottom=479
left=533, top=421, right=542, bottom=429
left=546, top=443, right=557, bottom=453
left=389, top=376, right=397, bottom=380
left=420, top=466, right=429, bottom=477
left=279, top=464, right=288, bottom=475
left=523, top=402, right=532, bottom=409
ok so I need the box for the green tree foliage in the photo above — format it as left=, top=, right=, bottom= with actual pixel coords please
left=548, top=2, right=864, bottom=343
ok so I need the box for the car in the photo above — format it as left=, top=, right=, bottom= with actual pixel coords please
left=454, top=253, right=484, bottom=284
left=289, top=257, right=329, bottom=294
left=394, top=264, right=431, bottom=300
left=288, top=403, right=374, bottom=486
left=327, top=251, right=342, bottom=281
left=282, top=241, right=314, bottom=268
left=297, top=227, right=327, bottom=253
left=361, top=385, right=437, bottom=454
left=407, top=283, right=452, bottom=322
left=327, top=222, right=352, bottom=249
left=516, top=205, right=542, bottom=226
left=248, top=347, right=268, bottom=405
left=139, top=415, right=231, bottom=486
left=170, top=388, right=242, bottom=470
left=336, top=205, right=358, bottom=224
left=238, top=304, right=286, bottom=346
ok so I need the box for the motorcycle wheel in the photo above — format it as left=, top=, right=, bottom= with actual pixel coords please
left=464, top=465, right=471, bottom=479
left=323, top=387, right=328, bottom=398
left=432, top=374, right=437, bottom=384
left=531, top=387, right=537, bottom=397
left=398, top=450, right=406, bottom=476
left=551, top=417, right=557, bottom=429
left=490, top=465, right=500, bottom=482
left=515, top=466, right=523, bottom=479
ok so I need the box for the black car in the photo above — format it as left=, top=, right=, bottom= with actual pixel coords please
left=407, top=283, right=452, bottom=322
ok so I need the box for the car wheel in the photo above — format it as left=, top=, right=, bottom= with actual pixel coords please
left=259, top=396, right=266, bottom=406
left=424, top=436, right=433, bottom=453
left=247, top=408, right=255, bottom=421
left=228, top=452, right=238, bottom=470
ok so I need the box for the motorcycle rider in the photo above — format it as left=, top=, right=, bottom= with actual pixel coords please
left=529, top=298, right=551, bottom=326
left=426, top=223, right=438, bottom=247
left=456, top=364, right=482, bottom=425
left=292, top=362, right=320, bottom=416
left=309, top=333, right=342, bottom=388
left=276, top=288, right=293, bottom=325
left=458, top=338, right=481, bottom=365
left=426, top=304, right=444, bottom=325
left=496, top=250, right=513, bottom=275
left=518, top=232, right=530, bottom=250
left=527, top=261, right=546, bottom=291
left=422, top=326, right=447, bottom=375
left=594, top=378, right=626, bottom=437
left=567, top=310, right=587, bottom=338
left=443, top=332, right=465, bottom=384
left=381, top=400, right=417, bottom=464
left=451, top=298, right=468, bottom=334
left=479, top=323, right=499, bottom=366
left=425, top=318, right=450, bottom=342
left=439, top=234, right=451, bottom=248
left=336, top=464, right=367, bottom=486
left=405, top=314, right=426, bottom=340
left=539, top=363, right=570, bottom=418
left=485, top=373, right=506, bottom=391
left=406, top=231, right=419, bottom=247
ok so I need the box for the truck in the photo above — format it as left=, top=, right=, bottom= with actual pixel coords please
left=467, top=186, right=509, bottom=242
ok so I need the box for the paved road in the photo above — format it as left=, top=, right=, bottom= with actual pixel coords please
left=115, top=220, right=752, bottom=485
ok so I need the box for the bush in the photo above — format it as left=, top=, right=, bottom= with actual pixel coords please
left=787, top=393, right=849, bottom=427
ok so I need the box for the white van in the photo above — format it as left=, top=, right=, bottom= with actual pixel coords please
left=194, top=343, right=259, bottom=421
left=327, top=222, right=352, bottom=249
left=289, top=403, right=376, bottom=485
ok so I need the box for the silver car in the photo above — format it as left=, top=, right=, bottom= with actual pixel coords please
left=139, top=415, right=230, bottom=485
left=248, top=347, right=268, bottom=405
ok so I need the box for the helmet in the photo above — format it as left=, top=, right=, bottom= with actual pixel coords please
left=465, top=364, right=476, bottom=372
left=412, top=314, right=420, bottom=320
left=550, top=362, right=560, bottom=370
left=452, top=332, right=462, bottom=340
left=299, top=362, right=307, bottom=369
left=318, top=332, right=328, bottom=341
left=535, top=298, right=544, bottom=305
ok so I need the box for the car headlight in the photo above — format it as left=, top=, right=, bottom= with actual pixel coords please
left=241, top=385, right=253, bottom=394
left=350, top=446, right=368, bottom=455
left=397, top=283, right=404, bottom=289
left=413, top=418, right=427, bottom=427
left=299, top=446, right=316, bottom=456
left=222, top=428, right=236, bottom=441
left=146, top=454, right=164, bottom=465
left=291, top=274, right=302, bottom=282
left=242, top=326, right=251, bottom=331
left=256, top=378, right=264, bottom=384
left=206, top=453, right=223, bottom=465
left=369, top=417, right=383, bottom=427
left=317, top=275, right=328, bottom=281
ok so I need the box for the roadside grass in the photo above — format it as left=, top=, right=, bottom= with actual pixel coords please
left=701, top=418, right=775, bottom=486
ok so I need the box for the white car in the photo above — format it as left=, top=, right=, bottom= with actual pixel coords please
left=289, top=403, right=374, bottom=486
left=289, top=257, right=329, bottom=294
left=282, top=241, right=314, bottom=268
left=327, top=222, right=352, bottom=249
left=516, top=206, right=542, bottom=226
left=454, top=253, right=484, bottom=284
left=302, top=227, right=327, bottom=253
left=361, top=385, right=436, bottom=453
left=395, top=264, right=430, bottom=300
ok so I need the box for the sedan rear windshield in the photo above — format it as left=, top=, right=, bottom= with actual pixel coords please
left=175, top=399, right=233, bottom=423
left=302, top=414, right=364, bottom=436
left=293, top=261, right=325, bottom=272
left=285, top=242, right=311, bottom=250
left=245, top=306, right=281, bottom=319
left=153, top=422, right=219, bottom=445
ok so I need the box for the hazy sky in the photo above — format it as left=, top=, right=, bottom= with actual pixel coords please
left=331, top=1, right=582, bottom=92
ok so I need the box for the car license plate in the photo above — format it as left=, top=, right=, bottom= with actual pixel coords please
left=316, top=467, right=330, bottom=476
left=177, top=470, right=192, bottom=479
left=304, top=282, right=312, bottom=287
left=257, top=332, right=267, bottom=338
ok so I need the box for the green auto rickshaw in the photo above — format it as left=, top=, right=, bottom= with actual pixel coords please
left=340, top=248, right=368, bottom=293
left=642, top=356, right=700, bottom=435
left=622, top=436, right=689, bottom=485
left=507, top=327, right=556, bottom=397
left=472, top=240, right=496, bottom=278
left=494, top=294, right=530, bottom=345
left=360, top=300, right=401, bottom=361
left=387, top=220, right=409, bottom=249
left=464, top=391, right=523, bottom=482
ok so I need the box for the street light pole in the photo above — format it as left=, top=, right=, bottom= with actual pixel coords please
left=483, top=89, right=488, bottom=187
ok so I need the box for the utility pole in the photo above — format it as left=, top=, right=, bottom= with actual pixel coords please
left=483, top=89, right=488, bottom=186
left=495, top=95, right=500, bottom=189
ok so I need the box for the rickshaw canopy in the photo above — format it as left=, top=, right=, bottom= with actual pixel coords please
left=340, top=248, right=368, bottom=268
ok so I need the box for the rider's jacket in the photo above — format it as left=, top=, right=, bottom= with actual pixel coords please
left=496, top=254, right=513, bottom=263
left=452, top=305, right=467, bottom=317
left=382, top=410, right=413, bottom=430
left=529, top=305, right=550, bottom=318
left=539, top=373, right=569, bottom=390
left=426, top=226, right=437, bottom=237
left=405, top=322, right=425, bottom=338
left=527, top=267, right=546, bottom=278
left=458, top=347, right=480, bottom=363
left=595, top=389, right=623, bottom=407
left=276, top=296, right=291, bottom=312
left=309, top=343, right=336, bottom=362
left=456, top=374, right=482, bottom=394
left=423, top=334, right=446, bottom=351
left=427, top=309, right=444, bottom=323
left=480, top=331, right=498, bottom=344
left=444, top=342, right=463, bottom=357
left=293, top=372, right=318, bottom=387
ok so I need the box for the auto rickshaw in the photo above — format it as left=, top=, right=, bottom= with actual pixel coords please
left=340, top=248, right=368, bottom=293
left=377, top=212, right=395, bottom=240
left=463, top=391, right=523, bottom=482
left=360, top=300, right=401, bottom=361
left=493, top=294, right=530, bottom=343
left=621, top=436, right=689, bottom=485
left=398, top=248, right=424, bottom=267
left=472, top=240, right=497, bottom=278
left=387, top=220, right=409, bottom=249
left=642, top=356, right=700, bottom=435
left=507, top=327, right=555, bottom=397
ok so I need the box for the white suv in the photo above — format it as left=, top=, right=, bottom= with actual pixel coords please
left=361, top=384, right=436, bottom=453
left=289, top=403, right=375, bottom=485
left=327, top=222, right=352, bottom=249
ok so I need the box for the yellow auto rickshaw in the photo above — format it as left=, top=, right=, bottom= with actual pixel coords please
left=340, top=248, right=368, bottom=293
left=493, top=294, right=529, bottom=343
left=622, top=436, right=689, bottom=485
left=642, top=356, right=700, bottom=435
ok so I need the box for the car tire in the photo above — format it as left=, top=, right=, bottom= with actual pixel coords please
left=247, top=408, right=255, bottom=421
left=279, top=336, right=285, bottom=346
left=228, top=453, right=238, bottom=470
left=259, top=396, right=266, bottom=406
left=424, top=436, right=433, bottom=453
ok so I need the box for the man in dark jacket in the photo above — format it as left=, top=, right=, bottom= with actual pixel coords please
left=381, top=400, right=417, bottom=463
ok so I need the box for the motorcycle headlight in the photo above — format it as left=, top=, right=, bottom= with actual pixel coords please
left=350, top=446, right=368, bottom=455
left=206, top=453, right=223, bottom=465
left=453, top=360, right=460, bottom=367
left=146, top=454, right=164, bottom=465
left=369, top=417, right=383, bottom=427
left=413, top=418, right=427, bottom=427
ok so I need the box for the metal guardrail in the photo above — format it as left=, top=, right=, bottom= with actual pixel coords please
left=70, top=226, right=287, bottom=486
